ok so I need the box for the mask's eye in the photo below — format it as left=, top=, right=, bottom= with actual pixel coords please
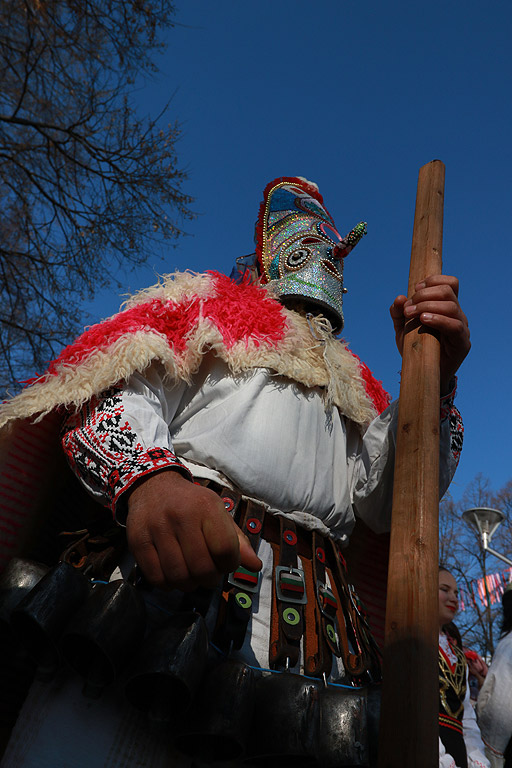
left=285, top=248, right=310, bottom=270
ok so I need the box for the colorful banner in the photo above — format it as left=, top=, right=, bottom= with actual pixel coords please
left=459, top=567, right=512, bottom=610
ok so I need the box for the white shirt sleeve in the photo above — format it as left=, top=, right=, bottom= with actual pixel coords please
left=476, top=633, right=512, bottom=761
left=439, top=737, right=458, bottom=768
left=462, top=669, right=491, bottom=768
left=61, top=360, right=461, bottom=535
left=61, top=365, right=191, bottom=519
left=352, top=384, right=461, bottom=534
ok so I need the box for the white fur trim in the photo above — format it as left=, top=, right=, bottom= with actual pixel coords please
left=0, top=274, right=377, bottom=430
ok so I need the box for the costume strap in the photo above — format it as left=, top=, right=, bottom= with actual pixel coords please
left=213, top=494, right=264, bottom=652
left=268, top=518, right=307, bottom=669
left=304, top=532, right=341, bottom=678
left=206, top=481, right=381, bottom=683
left=327, top=538, right=382, bottom=682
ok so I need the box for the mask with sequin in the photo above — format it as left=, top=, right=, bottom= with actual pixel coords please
left=255, top=177, right=366, bottom=333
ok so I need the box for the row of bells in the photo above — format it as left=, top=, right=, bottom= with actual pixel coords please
left=0, top=557, right=378, bottom=766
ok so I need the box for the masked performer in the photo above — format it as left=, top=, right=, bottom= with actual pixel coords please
left=0, top=177, right=470, bottom=768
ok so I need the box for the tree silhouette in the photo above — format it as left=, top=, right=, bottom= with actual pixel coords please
left=440, top=474, right=512, bottom=659
left=0, top=0, right=193, bottom=395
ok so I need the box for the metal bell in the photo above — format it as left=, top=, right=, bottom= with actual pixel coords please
left=314, top=684, right=369, bottom=767
left=61, top=579, right=147, bottom=698
left=0, top=557, right=50, bottom=638
left=366, top=684, right=381, bottom=767
left=244, top=672, right=320, bottom=766
left=10, top=560, right=90, bottom=679
left=125, top=611, right=209, bottom=729
left=176, top=659, right=255, bottom=763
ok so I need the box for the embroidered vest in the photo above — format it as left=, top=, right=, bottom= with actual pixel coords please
left=439, top=639, right=468, bottom=768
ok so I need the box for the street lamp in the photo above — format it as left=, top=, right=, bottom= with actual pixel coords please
left=462, top=507, right=512, bottom=567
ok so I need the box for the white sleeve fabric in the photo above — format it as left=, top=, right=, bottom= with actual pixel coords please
left=353, top=381, right=462, bottom=534
left=462, top=668, right=491, bottom=768
left=482, top=753, right=505, bottom=768
left=62, top=362, right=462, bottom=534
left=439, top=737, right=458, bottom=768
left=61, top=366, right=191, bottom=520
left=476, top=633, right=512, bottom=763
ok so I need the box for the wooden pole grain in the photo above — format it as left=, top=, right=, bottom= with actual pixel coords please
left=378, top=160, right=445, bottom=767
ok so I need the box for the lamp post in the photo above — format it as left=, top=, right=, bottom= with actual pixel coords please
left=462, top=507, right=512, bottom=567
left=462, top=507, right=511, bottom=657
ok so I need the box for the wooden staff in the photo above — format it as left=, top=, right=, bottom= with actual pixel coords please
left=378, top=160, right=445, bottom=767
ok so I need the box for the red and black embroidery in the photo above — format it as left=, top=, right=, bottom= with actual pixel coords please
left=448, top=407, right=464, bottom=465
left=439, top=639, right=468, bottom=768
left=440, top=379, right=463, bottom=466
left=61, top=388, right=191, bottom=516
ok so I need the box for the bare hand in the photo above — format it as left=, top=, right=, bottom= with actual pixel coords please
left=126, top=470, right=262, bottom=591
left=389, top=275, right=471, bottom=394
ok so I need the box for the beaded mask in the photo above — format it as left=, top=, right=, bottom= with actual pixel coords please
left=255, top=177, right=366, bottom=332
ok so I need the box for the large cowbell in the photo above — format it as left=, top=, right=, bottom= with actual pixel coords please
left=10, top=560, right=91, bottom=679
left=125, top=611, right=209, bottom=729
left=176, top=659, right=256, bottom=764
left=61, top=579, right=147, bottom=698
left=244, top=672, right=371, bottom=767
left=256, top=177, right=367, bottom=333
left=0, top=557, right=50, bottom=638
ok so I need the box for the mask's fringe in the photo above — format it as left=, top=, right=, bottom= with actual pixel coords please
left=306, top=313, right=338, bottom=410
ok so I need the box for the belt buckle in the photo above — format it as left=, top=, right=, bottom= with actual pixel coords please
left=348, top=583, right=364, bottom=617
left=228, top=567, right=260, bottom=594
left=316, top=580, right=338, bottom=618
left=275, top=565, right=307, bottom=605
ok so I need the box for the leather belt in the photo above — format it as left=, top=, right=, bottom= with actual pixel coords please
left=207, top=481, right=381, bottom=684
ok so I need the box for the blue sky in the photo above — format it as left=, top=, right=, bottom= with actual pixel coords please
left=91, top=1, right=512, bottom=502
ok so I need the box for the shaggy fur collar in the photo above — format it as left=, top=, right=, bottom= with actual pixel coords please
left=0, top=272, right=389, bottom=430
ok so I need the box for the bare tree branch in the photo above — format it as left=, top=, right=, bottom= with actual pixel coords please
left=440, top=474, right=512, bottom=658
left=0, top=0, right=193, bottom=395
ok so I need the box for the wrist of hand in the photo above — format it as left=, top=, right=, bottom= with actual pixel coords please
left=118, top=467, right=192, bottom=525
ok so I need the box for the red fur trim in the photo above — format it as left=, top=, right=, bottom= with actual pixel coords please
left=350, top=353, right=391, bottom=415
left=203, top=272, right=288, bottom=347
left=42, top=299, right=200, bottom=375
left=27, top=273, right=288, bottom=383
left=255, top=176, right=333, bottom=281
left=23, top=270, right=390, bottom=419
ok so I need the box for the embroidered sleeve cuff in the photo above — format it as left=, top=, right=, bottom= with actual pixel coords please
left=110, top=448, right=193, bottom=525
left=440, top=376, right=457, bottom=421
left=438, top=376, right=464, bottom=467
left=61, top=387, right=193, bottom=524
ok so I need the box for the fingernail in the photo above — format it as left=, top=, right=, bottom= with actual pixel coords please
left=422, top=313, right=434, bottom=322
left=416, top=281, right=426, bottom=290
left=404, top=304, right=416, bottom=315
